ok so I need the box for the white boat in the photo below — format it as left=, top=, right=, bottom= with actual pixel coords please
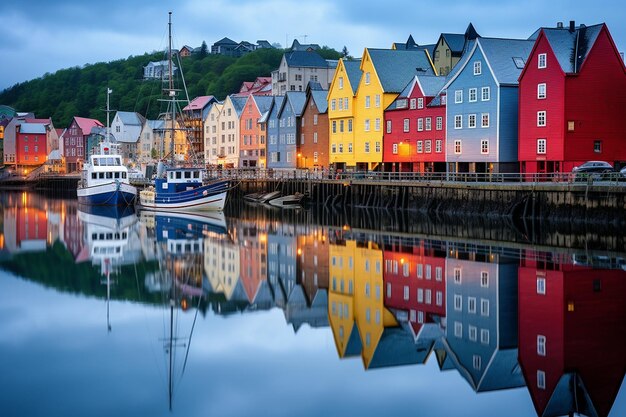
left=77, top=88, right=137, bottom=206
left=77, top=141, right=137, bottom=206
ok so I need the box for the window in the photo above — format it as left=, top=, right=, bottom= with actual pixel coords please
left=348, top=142, right=353, bottom=153
left=375, top=142, right=380, bottom=152
left=386, top=120, right=392, bottom=133
left=537, top=277, right=546, bottom=294
left=468, top=114, right=476, bottom=128
left=365, top=142, right=370, bottom=153
left=365, top=96, right=371, bottom=108
left=403, top=118, right=410, bottom=132
left=468, top=297, right=477, bottom=313
left=481, top=272, right=489, bottom=287
left=436, top=116, right=443, bottom=130
left=410, top=98, right=417, bottom=109
left=481, top=329, right=490, bottom=344
left=417, top=98, right=424, bottom=109
left=375, top=94, right=380, bottom=108
left=417, top=141, right=423, bottom=153
left=403, top=286, right=409, bottom=301
left=537, top=335, right=547, bottom=356
left=537, top=111, right=546, bottom=127
left=338, top=77, right=343, bottom=89
left=425, top=117, right=431, bottom=131
left=568, top=121, right=575, bottom=131
left=313, top=132, right=318, bottom=143
left=454, top=115, right=462, bottom=129
left=481, top=87, right=490, bottom=101
left=424, top=140, right=431, bottom=153
left=455, top=90, right=463, bottom=103
left=469, top=325, right=477, bottom=341
left=392, top=143, right=398, bottom=154
left=435, top=139, right=442, bottom=153
left=454, top=268, right=462, bottom=283
left=537, top=370, right=546, bottom=389
left=331, top=99, right=336, bottom=111
left=469, top=88, right=477, bottom=102
left=339, top=120, right=344, bottom=132
left=473, top=355, right=482, bottom=370
left=481, top=113, right=490, bottom=128
left=537, top=83, right=546, bottom=99
left=594, top=140, right=602, bottom=153
left=344, top=98, right=349, bottom=110
left=454, top=321, right=462, bottom=338
left=364, top=119, right=370, bottom=132
left=417, top=118, right=424, bottom=131
left=537, top=139, right=546, bottom=154
left=365, top=72, right=371, bottom=84
left=538, top=53, right=547, bottom=69
left=332, top=121, right=337, bottom=133
left=481, top=139, right=489, bottom=154
left=481, top=299, right=489, bottom=316
left=454, top=294, right=462, bottom=311
left=348, top=119, right=353, bottom=132
left=455, top=140, right=462, bottom=154
left=473, top=61, right=482, bottom=75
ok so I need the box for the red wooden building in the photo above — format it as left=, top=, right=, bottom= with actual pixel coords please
left=64, top=116, right=103, bottom=173
left=15, top=122, right=49, bottom=167
left=384, top=75, right=447, bottom=173
left=518, top=22, right=626, bottom=175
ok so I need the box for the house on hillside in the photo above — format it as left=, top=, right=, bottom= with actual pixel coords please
left=433, top=23, right=480, bottom=76
left=211, top=37, right=239, bottom=56
left=143, top=60, right=178, bottom=80
left=289, top=39, right=321, bottom=52
left=236, top=77, right=272, bottom=96
left=518, top=22, right=626, bottom=175
left=271, top=50, right=337, bottom=95
left=179, top=45, right=193, bottom=57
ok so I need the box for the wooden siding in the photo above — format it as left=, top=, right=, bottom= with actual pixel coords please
left=301, top=97, right=329, bottom=169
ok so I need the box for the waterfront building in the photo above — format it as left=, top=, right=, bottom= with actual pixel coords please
left=271, top=91, right=306, bottom=169
left=217, top=95, right=247, bottom=168
left=267, top=221, right=297, bottom=309
left=444, top=37, right=534, bottom=174
left=110, top=111, right=145, bottom=162
left=235, top=77, right=272, bottom=96
left=271, top=50, right=337, bottom=95
left=204, top=230, right=241, bottom=301
left=348, top=48, right=435, bottom=172
left=384, top=75, right=447, bottom=172
left=182, top=95, right=217, bottom=159
left=239, top=95, right=273, bottom=168
left=518, top=253, right=626, bottom=417
left=203, top=101, right=225, bottom=166
left=432, top=24, right=480, bottom=76
left=518, top=22, right=626, bottom=175
left=300, top=83, right=329, bottom=169
left=137, top=119, right=165, bottom=163
left=265, top=96, right=285, bottom=169
left=327, top=59, right=362, bottom=171
left=63, top=116, right=103, bottom=173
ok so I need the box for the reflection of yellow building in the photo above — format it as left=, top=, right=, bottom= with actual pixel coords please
left=328, top=237, right=397, bottom=368
left=328, top=239, right=359, bottom=357
left=204, top=234, right=240, bottom=300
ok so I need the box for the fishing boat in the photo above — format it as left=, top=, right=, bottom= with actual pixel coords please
left=137, top=13, right=231, bottom=212
left=77, top=88, right=137, bottom=206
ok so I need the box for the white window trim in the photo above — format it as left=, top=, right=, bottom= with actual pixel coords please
left=469, top=88, right=477, bottom=102
left=454, top=115, right=462, bottom=129
left=468, top=114, right=477, bottom=129
left=538, top=53, right=547, bottom=69
left=481, top=113, right=490, bottom=128
left=481, top=139, right=489, bottom=154
left=537, top=139, right=547, bottom=155
left=455, top=90, right=463, bottom=103
left=473, top=61, right=482, bottom=75
left=537, top=83, right=546, bottom=99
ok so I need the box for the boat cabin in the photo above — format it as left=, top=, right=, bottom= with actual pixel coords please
left=155, top=168, right=204, bottom=193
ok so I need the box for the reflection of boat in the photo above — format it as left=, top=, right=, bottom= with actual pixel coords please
left=142, top=209, right=227, bottom=239
left=77, top=89, right=137, bottom=206
left=268, top=192, right=308, bottom=208
left=77, top=204, right=138, bottom=332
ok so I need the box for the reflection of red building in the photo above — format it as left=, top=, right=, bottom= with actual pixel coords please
left=3, top=193, right=48, bottom=252
left=237, top=220, right=268, bottom=303
left=519, top=256, right=626, bottom=417
left=382, top=240, right=446, bottom=336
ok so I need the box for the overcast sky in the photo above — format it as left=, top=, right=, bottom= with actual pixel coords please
left=1, top=0, right=625, bottom=92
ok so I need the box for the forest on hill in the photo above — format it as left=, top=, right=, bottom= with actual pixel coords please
left=0, top=46, right=342, bottom=128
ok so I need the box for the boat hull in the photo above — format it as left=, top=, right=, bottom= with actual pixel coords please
left=77, top=182, right=137, bottom=206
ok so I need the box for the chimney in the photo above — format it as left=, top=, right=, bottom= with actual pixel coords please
left=557, top=22, right=564, bottom=29
left=569, top=20, right=575, bottom=32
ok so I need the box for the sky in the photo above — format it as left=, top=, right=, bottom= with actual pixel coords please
left=1, top=0, right=625, bottom=92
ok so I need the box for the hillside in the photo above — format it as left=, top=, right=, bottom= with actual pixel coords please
left=0, top=47, right=341, bottom=128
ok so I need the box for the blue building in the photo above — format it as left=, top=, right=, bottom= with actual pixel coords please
left=267, top=92, right=306, bottom=169
left=444, top=38, right=534, bottom=174
left=266, top=95, right=285, bottom=169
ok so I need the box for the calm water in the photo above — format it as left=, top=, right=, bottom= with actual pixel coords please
left=0, top=192, right=624, bottom=417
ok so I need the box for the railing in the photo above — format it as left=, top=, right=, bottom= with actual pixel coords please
left=204, top=168, right=626, bottom=186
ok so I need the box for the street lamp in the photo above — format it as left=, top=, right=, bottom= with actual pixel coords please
left=297, top=152, right=302, bottom=169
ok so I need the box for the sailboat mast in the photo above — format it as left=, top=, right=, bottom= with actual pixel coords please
left=106, top=88, right=112, bottom=147
left=168, top=11, right=175, bottom=163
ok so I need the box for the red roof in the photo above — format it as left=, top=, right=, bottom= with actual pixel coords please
left=25, top=118, right=51, bottom=124
left=73, top=116, right=103, bottom=134
left=183, top=95, right=216, bottom=111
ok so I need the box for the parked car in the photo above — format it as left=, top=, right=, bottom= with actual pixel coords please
left=572, top=161, right=615, bottom=180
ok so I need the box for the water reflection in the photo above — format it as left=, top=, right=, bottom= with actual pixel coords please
left=0, top=192, right=624, bottom=417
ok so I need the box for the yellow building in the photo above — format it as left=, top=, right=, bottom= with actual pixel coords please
left=328, top=59, right=361, bottom=170
left=331, top=48, right=435, bottom=171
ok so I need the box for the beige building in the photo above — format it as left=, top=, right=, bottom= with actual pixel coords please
left=271, top=50, right=337, bottom=95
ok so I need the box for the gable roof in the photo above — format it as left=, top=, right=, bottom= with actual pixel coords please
left=227, top=95, right=248, bottom=117
left=18, top=123, right=47, bottom=135
left=284, top=50, right=330, bottom=68
left=290, top=39, right=321, bottom=51
left=366, top=49, right=435, bottom=93
left=540, top=24, right=604, bottom=73
left=387, top=75, right=447, bottom=110
left=183, top=95, right=216, bottom=111
left=278, top=91, right=307, bottom=118
left=115, top=111, right=145, bottom=126
left=251, top=95, right=274, bottom=114
left=444, top=38, right=534, bottom=88
left=309, top=89, right=329, bottom=113
left=214, top=37, right=237, bottom=46
left=343, top=59, right=363, bottom=95
left=73, top=116, right=103, bottom=134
